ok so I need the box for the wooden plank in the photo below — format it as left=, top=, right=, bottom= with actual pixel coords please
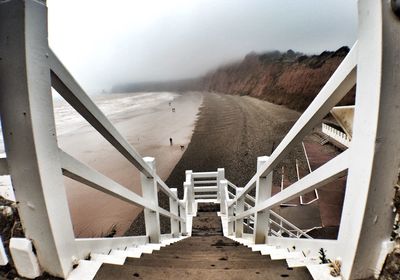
left=60, top=149, right=156, bottom=211
left=339, top=2, right=400, bottom=278
left=0, top=1, right=77, bottom=277
left=253, top=156, right=271, bottom=244
left=192, top=172, right=218, bottom=178
left=193, top=186, right=218, bottom=192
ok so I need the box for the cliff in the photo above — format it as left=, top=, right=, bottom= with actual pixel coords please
left=113, top=47, right=355, bottom=112
left=201, top=47, right=355, bottom=111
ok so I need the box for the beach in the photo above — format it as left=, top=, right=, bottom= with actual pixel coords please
left=0, top=91, right=203, bottom=237
left=1, top=91, right=345, bottom=238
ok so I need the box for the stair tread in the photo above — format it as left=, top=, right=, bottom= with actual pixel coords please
left=94, top=212, right=313, bottom=280
left=95, top=264, right=312, bottom=280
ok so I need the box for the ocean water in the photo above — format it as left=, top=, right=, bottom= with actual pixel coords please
left=0, top=91, right=179, bottom=202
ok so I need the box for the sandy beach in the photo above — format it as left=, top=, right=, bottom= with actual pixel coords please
left=53, top=91, right=202, bottom=237
left=159, top=92, right=344, bottom=237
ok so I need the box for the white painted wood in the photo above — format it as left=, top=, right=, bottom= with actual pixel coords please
left=125, top=247, right=145, bottom=256
left=0, top=158, right=9, bottom=176
left=0, top=236, right=8, bottom=266
left=232, top=150, right=349, bottom=221
left=0, top=1, right=77, bottom=277
left=260, top=246, right=277, bottom=256
left=307, top=264, right=338, bottom=280
left=9, top=238, right=41, bottom=279
left=248, top=244, right=275, bottom=252
left=267, top=237, right=340, bottom=260
left=230, top=43, right=357, bottom=206
left=141, top=157, right=161, bottom=243
left=170, top=188, right=180, bottom=237
left=286, top=256, right=319, bottom=268
left=48, top=50, right=152, bottom=178
left=61, top=151, right=182, bottom=222
left=60, top=149, right=156, bottom=210
left=193, top=186, right=218, bottom=192
left=138, top=243, right=162, bottom=253
left=192, top=172, right=218, bottom=178
left=90, top=253, right=125, bottom=265
left=338, top=1, right=400, bottom=279
left=269, top=248, right=290, bottom=260
left=179, top=188, right=187, bottom=235
left=254, top=156, right=271, bottom=244
left=185, top=170, right=195, bottom=215
left=75, top=236, right=148, bottom=257
left=67, top=260, right=102, bottom=280
left=235, top=196, right=245, bottom=238
left=217, top=168, right=225, bottom=201
left=219, top=180, right=228, bottom=215
left=322, top=123, right=350, bottom=147
left=110, top=249, right=142, bottom=259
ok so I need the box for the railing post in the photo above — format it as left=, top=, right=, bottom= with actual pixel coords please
left=227, top=205, right=234, bottom=236
left=338, top=1, right=400, bottom=279
left=235, top=188, right=245, bottom=238
left=217, top=168, right=225, bottom=202
left=179, top=203, right=187, bottom=235
left=253, top=156, right=272, bottom=244
left=220, top=179, right=228, bottom=215
left=141, top=157, right=161, bottom=243
left=169, top=188, right=180, bottom=238
left=184, top=170, right=194, bottom=215
left=0, top=1, right=77, bottom=277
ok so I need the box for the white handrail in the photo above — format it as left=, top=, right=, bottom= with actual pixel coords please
left=229, top=43, right=357, bottom=206
left=231, top=150, right=348, bottom=221
left=49, top=50, right=153, bottom=179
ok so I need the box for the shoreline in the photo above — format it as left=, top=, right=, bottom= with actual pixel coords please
left=125, top=92, right=303, bottom=235
left=58, top=91, right=203, bottom=237
left=126, top=92, right=345, bottom=237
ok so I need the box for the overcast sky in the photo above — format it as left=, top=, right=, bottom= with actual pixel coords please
left=48, top=0, right=357, bottom=93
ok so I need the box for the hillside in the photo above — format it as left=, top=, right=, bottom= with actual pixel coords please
left=113, top=47, right=355, bottom=112
left=201, top=47, right=355, bottom=111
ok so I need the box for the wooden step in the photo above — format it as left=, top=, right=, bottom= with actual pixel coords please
left=94, top=212, right=313, bottom=280
left=95, top=264, right=312, bottom=280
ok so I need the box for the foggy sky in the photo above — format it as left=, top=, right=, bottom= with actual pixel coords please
left=48, top=0, right=357, bottom=93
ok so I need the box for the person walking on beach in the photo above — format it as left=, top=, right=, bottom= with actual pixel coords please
left=169, top=138, right=173, bottom=146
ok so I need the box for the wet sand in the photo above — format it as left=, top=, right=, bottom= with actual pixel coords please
left=57, top=92, right=203, bottom=237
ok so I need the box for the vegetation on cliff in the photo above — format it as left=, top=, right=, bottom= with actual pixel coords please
left=201, top=47, right=355, bottom=111
left=113, top=47, right=355, bottom=112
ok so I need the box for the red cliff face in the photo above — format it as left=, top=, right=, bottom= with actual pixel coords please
left=201, top=47, right=355, bottom=111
